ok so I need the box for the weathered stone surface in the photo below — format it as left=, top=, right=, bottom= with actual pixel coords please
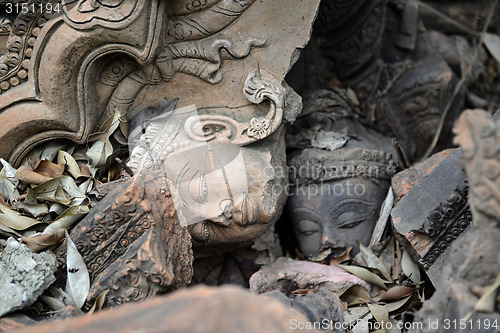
left=264, top=288, right=345, bottom=332
left=19, top=286, right=317, bottom=333
left=287, top=0, right=466, bottom=163
left=249, top=257, right=371, bottom=294
left=391, top=148, right=454, bottom=202
left=391, top=148, right=470, bottom=281
left=285, top=88, right=398, bottom=257
left=410, top=109, right=500, bottom=332
left=54, top=171, right=193, bottom=309
left=0, top=0, right=320, bottom=166
left=0, top=238, right=57, bottom=317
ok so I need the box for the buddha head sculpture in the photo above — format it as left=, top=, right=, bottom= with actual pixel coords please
left=286, top=88, right=397, bottom=258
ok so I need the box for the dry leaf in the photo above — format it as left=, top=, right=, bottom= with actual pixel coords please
left=15, top=166, right=52, bottom=185
left=33, top=176, right=86, bottom=205
left=65, top=231, right=90, bottom=309
left=33, top=159, right=66, bottom=179
left=43, top=205, right=89, bottom=235
left=378, top=285, right=415, bottom=302
left=401, top=249, right=421, bottom=284
left=48, top=286, right=76, bottom=307
left=87, top=289, right=109, bottom=315
left=359, top=242, right=392, bottom=281
left=339, top=285, right=372, bottom=306
left=351, top=312, right=373, bottom=333
left=330, top=246, right=352, bottom=266
left=87, top=110, right=124, bottom=167
left=484, top=33, right=500, bottom=66
left=57, top=151, right=83, bottom=178
left=339, top=264, right=388, bottom=290
left=465, top=274, right=500, bottom=319
left=39, top=296, right=66, bottom=311
left=0, top=222, right=22, bottom=237
left=0, top=201, right=45, bottom=230
left=21, top=229, right=65, bottom=252
left=367, top=303, right=390, bottom=329
left=15, top=202, right=49, bottom=218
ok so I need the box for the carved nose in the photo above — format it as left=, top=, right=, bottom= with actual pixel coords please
left=322, top=234, right=332, bottom=246
left=322, top=235, right=347, bottom=250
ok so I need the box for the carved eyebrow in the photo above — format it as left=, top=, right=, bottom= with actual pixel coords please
left=291, top=207, right=322, bottom=220
left=327, top=198, right=373, bottom=217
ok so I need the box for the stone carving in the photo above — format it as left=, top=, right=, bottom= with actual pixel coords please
left=181, top=70, right=285, bottom=145
left=409, top=110, right=500, bottom=331
left=287, top=0, right=466, bottom=163
left=0, top=0, right=321, bottom=307
left=0, top=0, right=319, bottom=167
left=127, top=103, right=290, bottom=247
left=285, top=89, right=397, bottom=258
left=54, top=171, right=193, bottom=308
left=391, top=148, right=472, bottom=283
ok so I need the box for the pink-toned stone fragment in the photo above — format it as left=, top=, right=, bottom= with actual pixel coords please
left=250, top=258, right=371, bottom=294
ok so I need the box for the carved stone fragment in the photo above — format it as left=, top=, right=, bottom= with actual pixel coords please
left=55, top=171, right=193, bottom=307
left=409, top=109, right=500, bottom=332
left=391, top=148, right=471, bottom=286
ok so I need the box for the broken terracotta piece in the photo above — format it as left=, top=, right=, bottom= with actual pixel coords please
left=17, top=286, right=317, bottom=333
left=250, top=257, right=371, bottom=295
left=410, top=109, right=500, bottom=332
left=0, top=0, right=320, bottom=168
left=391, top=148, right=471, bottom=284
left=55, top=171, right=193, bottom=308
left=287, top=0, right=465, bottom=163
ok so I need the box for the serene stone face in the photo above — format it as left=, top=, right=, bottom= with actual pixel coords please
left=287, top=177, right=388, bottom=257
left=285, top=89, right=397, bottom=258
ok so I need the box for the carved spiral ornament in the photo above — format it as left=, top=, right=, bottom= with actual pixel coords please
left=183, top=70, right=285, bottom=146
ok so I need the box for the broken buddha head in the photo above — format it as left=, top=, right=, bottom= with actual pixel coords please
left=285, top=88, right=397, bottom=258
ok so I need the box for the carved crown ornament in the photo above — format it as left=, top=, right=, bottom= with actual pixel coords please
left=0, top=0, right=318, bottom=167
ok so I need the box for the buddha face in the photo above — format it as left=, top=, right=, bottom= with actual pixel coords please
left=287, top=177, right=389, bottom=257
left=163, top=141, right=281, bottom=246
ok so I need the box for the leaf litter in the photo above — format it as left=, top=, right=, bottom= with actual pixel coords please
left=0, top=108, right=129, bottom=315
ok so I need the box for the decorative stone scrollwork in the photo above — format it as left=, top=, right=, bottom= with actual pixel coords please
left=183, top=70, right=285, bottom=146
left=420, top=184, right=471, bottom=269
left=0, top=18, right=12, bottom=36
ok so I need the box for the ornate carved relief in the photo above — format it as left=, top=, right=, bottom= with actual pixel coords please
left=182, top=71, right=285, bottom=145
left=421, top=185, right=471, bottom=269
left=55, top=171, right=193, bottom=307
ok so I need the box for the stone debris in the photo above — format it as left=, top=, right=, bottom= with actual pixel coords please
left=249, top=257, right=371, bottom=294
left=0, top=238, right=58, bottom=318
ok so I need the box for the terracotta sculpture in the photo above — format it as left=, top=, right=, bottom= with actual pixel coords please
left=0, top=0, right=321, bottom=307
left=409, top=110, right=500, bottom=331
left=285, top=89, right=397, bottom=258
left=288, top=0, right=465, bottom=163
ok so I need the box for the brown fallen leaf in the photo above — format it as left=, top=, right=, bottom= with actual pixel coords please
left=338, top=284, right=372, bottom=306
left=21, top=229, right=65, bottom=252
left=15, top=166, right=52, bottom=185
left=34, top=159, right=66, bottom=179
left=330, top=246, right=352, bottom=266
left=87, top=289, right=109, bottom=315
left=377, top=285, right=415, bottom=302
